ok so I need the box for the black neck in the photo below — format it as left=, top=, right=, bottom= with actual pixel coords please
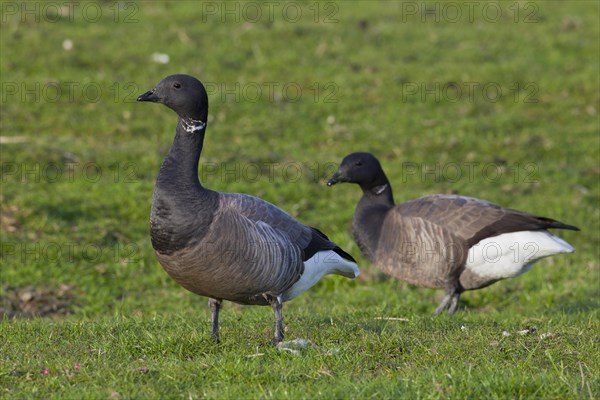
left=362, top=183, right=395, bottom=206
left=360, top=168, right=395, bottom=206
left=352, top=177, right=395, bottom=261
left=157, top=118, right=206, bottom=191
left=151, top=117, right=217, bottom=254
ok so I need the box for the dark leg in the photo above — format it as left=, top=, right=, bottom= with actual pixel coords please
left=208, top=298, right=222, bottom=343
left=267, top=294, right=284, bottom=344
left=447, top=292, right=461, bottom=315
left=432, top=288, right=461, bottom=316
left=432, top=293, right=452, bottom=316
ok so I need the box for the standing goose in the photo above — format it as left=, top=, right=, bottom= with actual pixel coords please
left=327, top=152, right=578, bottom=315
left=137, top=75, right=358, bottom=343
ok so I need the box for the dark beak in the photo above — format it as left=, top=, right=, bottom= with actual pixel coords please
left=137, top=89, right=160, bottom=102
left=327, top=171, right=344, bottom=186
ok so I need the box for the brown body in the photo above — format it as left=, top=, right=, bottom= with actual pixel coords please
left=329, top=152, right=578, bottom=314
left=154, top=193, right=309, bottom=306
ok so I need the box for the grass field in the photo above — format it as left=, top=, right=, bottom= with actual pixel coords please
left=1, top=1, right=599, bottom=398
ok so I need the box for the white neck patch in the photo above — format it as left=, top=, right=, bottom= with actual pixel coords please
left=180, top=118, right=206, bottom=133
left=372, top=184, right=388, bottom=195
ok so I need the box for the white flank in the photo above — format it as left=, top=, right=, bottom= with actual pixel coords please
left=465, top=230, right=574, bottom=280
left=283, top=250, right=359, bottom=301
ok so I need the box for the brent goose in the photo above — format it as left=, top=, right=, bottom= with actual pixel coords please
left=137, top=75, right=359, bottom=343
left=328, top=152, right=578, bottom=315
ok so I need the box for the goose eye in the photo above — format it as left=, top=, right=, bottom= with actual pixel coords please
left=173, top=82, right=181, bottom=89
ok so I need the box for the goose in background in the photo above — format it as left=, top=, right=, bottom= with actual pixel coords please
left=327, top=152, right=578, bottom=315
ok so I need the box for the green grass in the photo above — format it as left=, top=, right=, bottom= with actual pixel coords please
left=1, top=1, right=598, bottom=398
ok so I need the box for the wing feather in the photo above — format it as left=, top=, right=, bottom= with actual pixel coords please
left=395, top=194, right=577, bottom=247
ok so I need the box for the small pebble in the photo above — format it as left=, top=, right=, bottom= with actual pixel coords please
left=62, top=39, right=73, bottom=51
left=151, top=53, right=170, bottom=64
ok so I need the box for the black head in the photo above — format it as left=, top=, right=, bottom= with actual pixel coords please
left=137, top=74, right=208, bottom=121
left=327, top=152, right=388, bottom=192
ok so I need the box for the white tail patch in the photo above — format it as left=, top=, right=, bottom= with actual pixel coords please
left=283, top=250, right=359, bottom=301
left=465, top=230, right=574, bottom=280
